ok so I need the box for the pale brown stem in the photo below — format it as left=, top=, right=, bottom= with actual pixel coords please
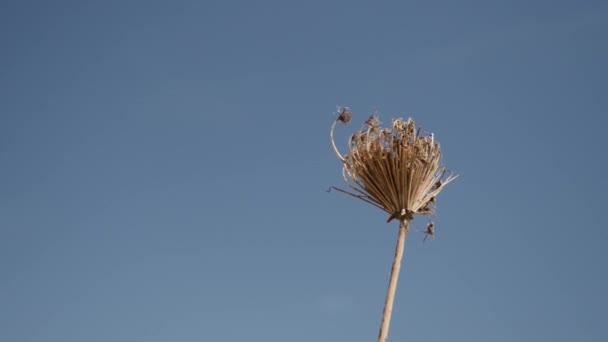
left=377, top=219, right=409, bottom=342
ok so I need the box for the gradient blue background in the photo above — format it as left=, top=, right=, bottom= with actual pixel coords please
left=1, top=1, right=607, bottom=341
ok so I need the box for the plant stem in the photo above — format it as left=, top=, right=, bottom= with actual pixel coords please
left=377, top=219, right=409, bottom=342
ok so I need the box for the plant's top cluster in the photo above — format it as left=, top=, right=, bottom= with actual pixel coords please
left=330, top=107, right=456, bottom=224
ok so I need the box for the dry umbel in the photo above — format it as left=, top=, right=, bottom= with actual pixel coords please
left=329, top=107, right=457, bottom=222
left=328, top=107, right=456, bottom=342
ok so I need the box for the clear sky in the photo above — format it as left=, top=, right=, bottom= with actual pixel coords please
left=1, top=0, right=607, bottom=341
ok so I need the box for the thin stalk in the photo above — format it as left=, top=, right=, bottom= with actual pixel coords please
left=330, top=120, right=346, bottom=162
left=377, top=219, right=410, bottom=342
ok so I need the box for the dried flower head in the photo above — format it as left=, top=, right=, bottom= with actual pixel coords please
left=330, top=109, right=457, bottom=223
left=337, top=107, right=352, bottom=123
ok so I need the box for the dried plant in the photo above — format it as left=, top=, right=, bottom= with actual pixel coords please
left=329, top=107, right=457, bottom=342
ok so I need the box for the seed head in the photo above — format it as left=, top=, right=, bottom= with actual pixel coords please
left=329, top=108, right=457, bottom=223
left=337, top=107, right=352, bottom=124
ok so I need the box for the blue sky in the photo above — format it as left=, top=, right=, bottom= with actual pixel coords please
left=1, top=0, right=607, bottom=341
